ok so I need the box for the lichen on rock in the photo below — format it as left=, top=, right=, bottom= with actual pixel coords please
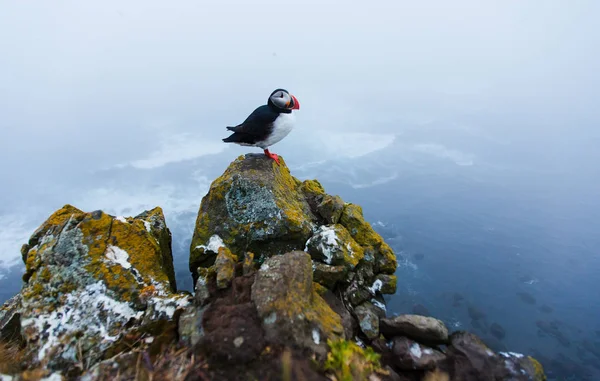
left=305, top=224, right=364, bottom=268
left=189, top=155, right=316, bottom=280
left=189, top=154, right=399, bottom=320
left=251, top=251, right=344, bottom=357
left=12, top=205, right=190, bottom=371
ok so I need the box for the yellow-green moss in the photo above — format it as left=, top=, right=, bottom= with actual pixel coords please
left=324, top=339, right=384, bottom=381
left=300, top=179, right=325, bottom=197
left=258, top=258, right=343, bottom=339
left=309, top=287, right=344, bottom=337
left=75, top=210, right=174, bottom=302
left=42, top=204, right=84, bottom=228
left=335, top=225, right=364, bottom=269
left=190, top=155, right=315, bottom=275
left=527, top=356, right=547, bottom=381
left=377, top=242, right=398, bottom=274
left=313, top=282, right=328, bottom=296
left=339, top=204, right=382, bottom=247
left=271, top=163, right=313, bottom=234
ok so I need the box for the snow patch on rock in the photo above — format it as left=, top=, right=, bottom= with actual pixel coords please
left=410, top=343, right=422, bottom=359
left=105, top=245, right=132, bottom=269
left=21, top=281, right=143, bottom=361
left=312, top=329, right=321, bottom=345
left=196, top=234, right=225, bottom=254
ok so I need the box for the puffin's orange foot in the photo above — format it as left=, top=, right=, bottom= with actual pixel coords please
left=263, top=149, right=280, bottom=165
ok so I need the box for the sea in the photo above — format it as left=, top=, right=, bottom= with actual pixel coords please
left=0, top=123, right=598, bottom=381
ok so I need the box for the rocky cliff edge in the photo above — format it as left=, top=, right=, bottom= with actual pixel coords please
left=0, top=154, right=546, bottom=381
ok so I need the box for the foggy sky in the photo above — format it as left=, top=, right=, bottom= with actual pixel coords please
left=0, top=0, right=599, bottom=227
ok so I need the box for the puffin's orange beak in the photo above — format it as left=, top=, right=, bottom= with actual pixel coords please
left=291, top=95, right=300, bottom=110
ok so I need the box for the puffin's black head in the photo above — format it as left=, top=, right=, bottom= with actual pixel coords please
left=268, top=89, right=300, bottom=112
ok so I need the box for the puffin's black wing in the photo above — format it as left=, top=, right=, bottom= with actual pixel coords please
left=223, top=105, right=279, bottom=144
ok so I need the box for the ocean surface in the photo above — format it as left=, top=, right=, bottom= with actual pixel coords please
left=1, top=130, right=598, bottom=381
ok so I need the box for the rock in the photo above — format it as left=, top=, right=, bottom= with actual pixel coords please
left=320, top=290, right=356, bottom=339
left=445, top=331, right=546, bottom=381
left=243, top=251, right=255, bottom=275
left=312, top=262, right=348, bottom=289
left=178, top=305, right=206, bottom=346
left=189, top=155, right=316, bottom=280
left=301, top=179, right=327, bottom=212
left=214, top=247, right=237, bottom=289
left=194, top=267, right=212, bottom=306
left=317, top=195, right=345, bottom=224
left=345, top=282, right=372, bottom=307
left=251, top=251, right=344, bottom=356
left=490, top=322, right=506, bottom=340
left=380, top=315, right=449, bottom=345
left=0, top=295, right=22, bottom=343
left=16, top=205, right=189, bottom=370
left=370, top=296, right=387, bottom=318
left=305, top=224, right=364, bottom=268
left=390, top=336, right=445, bottom=370
left=354, top=302, right=380, bottom=340
left=370, top=274, right=397, bottom=295
left=189, top=155, right=397, bottom=325
left=339, top=204, right=397, bottom=274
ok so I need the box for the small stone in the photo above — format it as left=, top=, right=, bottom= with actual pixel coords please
left=178, top=305, right=206, bottom=346
left=312, top=262, right=348, bottom=289
left=251, top=251, right=344, bottom=357
left=345, top=281, right=371, bottom=307
left=375, top=242, right=397, bottom=274
left=215, top=247, right=237, bottom=289
left=354, top=301, right=380, bottom=340
left=195, top=267, right=212, bottom=306
left=380, top=314, right=449, bottom=344
left=243, top=252, right=255, bottom=275
left=317, top=195, right=345, bottom=224
left=233, top=336, right=244, bottom=348
left=391, top=336, right=446, bottom=370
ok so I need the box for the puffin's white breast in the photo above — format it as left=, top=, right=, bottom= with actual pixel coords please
left=257, top=112, right=296, bottom=149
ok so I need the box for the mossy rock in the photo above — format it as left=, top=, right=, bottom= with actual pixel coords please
left=354, top=301, right=380, bottom=340
left=305, top=224, right=364, bottom=269
left=251, top=251, right=344, bottom=357
left=17, top=205, right=189, bottom=370
left=372, top=274, right=397, bottom=295
left=339, top=204, right=398, bottom=274
left=312, top=262, right=348, bottom=289
left=317, top=195, right=345, bottom=224
left=215, top=247, right=238, bottom=289
left=189, top=155, right=317, bottom=280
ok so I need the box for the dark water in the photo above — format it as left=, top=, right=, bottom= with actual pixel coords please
left=315, top=160, right=600, bottom=380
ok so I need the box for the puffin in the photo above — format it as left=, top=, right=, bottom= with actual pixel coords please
left=222, top=88, right=300, bottom=165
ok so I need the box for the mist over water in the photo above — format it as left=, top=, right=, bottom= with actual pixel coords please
left=1, top=1, right=599, bottom=379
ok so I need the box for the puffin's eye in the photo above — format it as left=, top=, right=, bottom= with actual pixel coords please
left=280, top=92, right=284, bottom=98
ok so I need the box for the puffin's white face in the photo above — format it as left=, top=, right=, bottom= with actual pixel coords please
left=269, top=89, right=300, bottom=110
